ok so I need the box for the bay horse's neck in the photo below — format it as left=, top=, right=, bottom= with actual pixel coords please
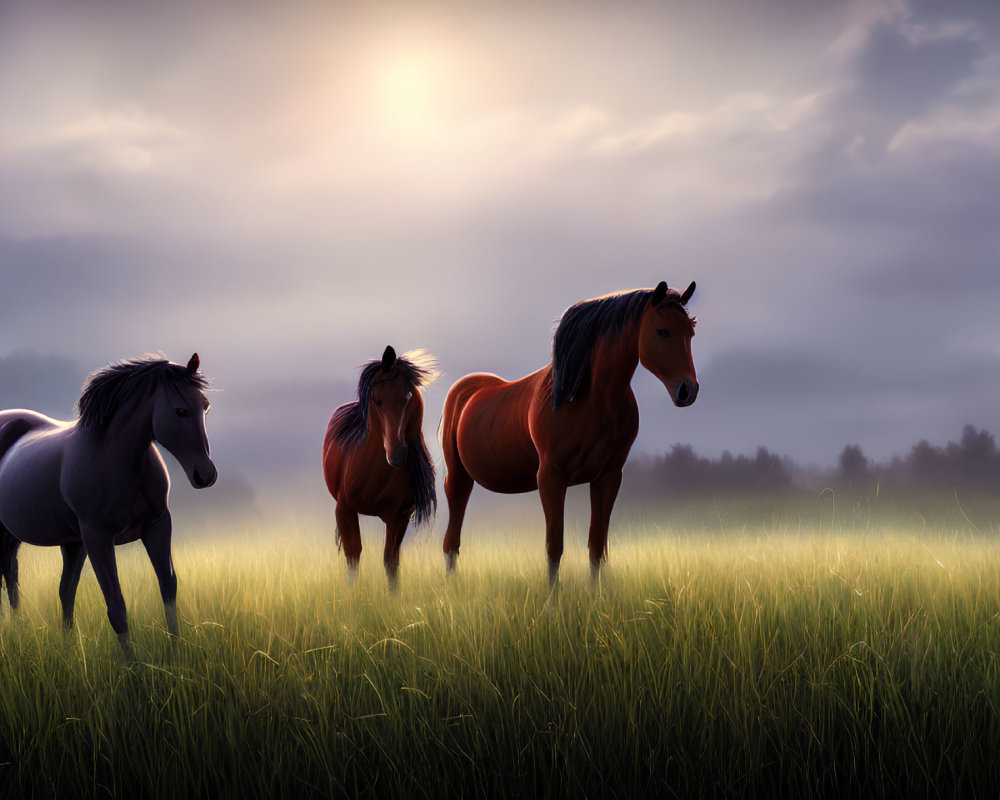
left=586, top=318, right=641, bottom=407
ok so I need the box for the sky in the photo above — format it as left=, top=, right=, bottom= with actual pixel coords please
left=1, top=0, right=998, bottom=519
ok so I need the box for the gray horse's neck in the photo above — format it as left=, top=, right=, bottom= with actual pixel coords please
left=99, top=393, right=156, bottom=474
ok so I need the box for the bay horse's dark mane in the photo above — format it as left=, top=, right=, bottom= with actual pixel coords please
left=77, top=356, right=209, bottom=431
left=327, top=351, right=438, bottom=526
left=551, top=288, right=693, bottom=409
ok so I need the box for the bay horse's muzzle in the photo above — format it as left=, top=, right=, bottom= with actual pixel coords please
left=673, top=379, right=699, bottom=408
left=389, top=444, right=408, bottom=470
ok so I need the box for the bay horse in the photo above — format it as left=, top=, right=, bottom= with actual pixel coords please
left=0, top=354, right=216, bottom=658
left=322, top=346, right=437, bottom=589
left=441, top=281, right=698, bottom=586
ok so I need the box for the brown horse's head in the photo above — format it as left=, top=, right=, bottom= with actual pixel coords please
left=369, top=346, right=423, bottom=469
left=638, top=281, right=699, bottom=407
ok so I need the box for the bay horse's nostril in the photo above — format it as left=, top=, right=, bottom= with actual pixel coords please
left=389, top=445, right=407, bottom=470
left=675, top=380, right=698, bottom=407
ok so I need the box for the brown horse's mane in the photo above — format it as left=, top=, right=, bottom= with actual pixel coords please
left=328, top=351, right=438, bottom=526
left=552, top=288, right=688, bottom=409
left=77, top=356, right=209, bottom=431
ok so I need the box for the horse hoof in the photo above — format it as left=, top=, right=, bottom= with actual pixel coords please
left=444, top=552, right=457, bottom=573
left=117, top=634, right=136, bottom=662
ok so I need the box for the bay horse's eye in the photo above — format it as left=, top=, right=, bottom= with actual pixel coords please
left=373, top=398, right=383, bottom=408
left=656, top=328, right=670, bottom=339
left=175, top=408, right=190, bottom=418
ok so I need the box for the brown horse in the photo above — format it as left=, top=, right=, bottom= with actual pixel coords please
left=322, top=346, right=437, bottom=589
left=440, top=281, right=698, bottom=586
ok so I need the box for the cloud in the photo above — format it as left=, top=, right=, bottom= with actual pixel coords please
left=0, top=350, right=85, bottom=419
left=1, top=0, right=999, bottom=503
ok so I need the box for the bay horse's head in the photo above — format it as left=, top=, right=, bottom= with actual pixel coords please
left=369, top=346, right=425, bottom=470
left=151, top=353, right=218, bottom=488
left=638, top=281, right=699, bottom=407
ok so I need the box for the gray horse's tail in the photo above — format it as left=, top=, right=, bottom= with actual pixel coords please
left=0, top=417, right=32, bottom=609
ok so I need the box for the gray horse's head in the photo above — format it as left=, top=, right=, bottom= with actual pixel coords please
left=152, top=354, right=218, bottom=489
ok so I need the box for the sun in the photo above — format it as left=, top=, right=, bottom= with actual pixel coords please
left=372, top=46, right=453, bottom=138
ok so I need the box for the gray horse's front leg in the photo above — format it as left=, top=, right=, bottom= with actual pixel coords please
left=59, top=542, right=87, bottom=629
left=141, top=511, right=178, bottom=637
left=81, top=527, right=133, bottom=660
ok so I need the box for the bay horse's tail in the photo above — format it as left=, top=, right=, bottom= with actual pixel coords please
left=440, top=375, right=500, bottom=566
left=439, top=376, right=485, bottom=483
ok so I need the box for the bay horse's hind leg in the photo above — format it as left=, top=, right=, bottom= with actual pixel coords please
left=440, top=385, right=477, bottom=573
left=0, top=525, right=20, bottom=612
left=335, top=502, right=362, bottom=585
left=442, top=464, right=473, bottom=573
left=141, top=511, right=178, bottom=637
left=59, top=542, right=87, bottom=629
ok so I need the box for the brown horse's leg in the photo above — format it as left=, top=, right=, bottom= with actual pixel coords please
left=335, top=502, right=362, bottom=584
left=58, top=542, right=87, bottom=630
left=141, top=511, right=178, bottom=637
left=442, top=456, right=474, bottom=572
left=383, top=514, right=410, bottom=592
left=538, top=466, right=568, bottom=587
left=588, top=471, right=623, bottom=590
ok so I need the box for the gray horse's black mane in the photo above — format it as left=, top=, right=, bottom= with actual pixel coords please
left=551, top=288, right=691, bottom=409
left=77, top=356, right=209, bottom=431
left=327, top=351, right=437, bottom=526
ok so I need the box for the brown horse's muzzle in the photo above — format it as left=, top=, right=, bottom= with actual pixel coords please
left=389, top=444, right=408, bottom=470
left=670, top=378, right=699, bottom=408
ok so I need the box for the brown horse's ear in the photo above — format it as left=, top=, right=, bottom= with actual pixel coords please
left=187, top=353, right=200, bottom=373
left=681, top=281, right=696, bottom=305
left=651, top=281, right=668, bottom=306
left=381, top=346, right=396, bottom=370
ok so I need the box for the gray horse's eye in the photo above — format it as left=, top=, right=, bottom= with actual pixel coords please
left=175, top=408, right=190, bottom=418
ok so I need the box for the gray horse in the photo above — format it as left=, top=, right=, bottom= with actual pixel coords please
left=0, top=353, right=216, bottom=658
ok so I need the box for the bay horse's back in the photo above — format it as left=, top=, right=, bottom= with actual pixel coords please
left=442, top=372, right=541, bottom=494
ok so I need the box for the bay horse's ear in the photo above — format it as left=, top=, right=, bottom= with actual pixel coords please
left=187, top=353, right=200, bottom=373
left=381, top=346, right=396, bottom=370
left=681, top=281, right=696, bottom=305
left=651, top=281, right=668, bottom=307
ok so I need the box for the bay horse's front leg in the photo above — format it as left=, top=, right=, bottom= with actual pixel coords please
left=383, top=513, right=410, bottom=592
left=141, top=511, right=178, bottom=637
left=81, top=527, right=133, bottom=660
left=588, top=471, right=623, bottom=590
left=58, top=542, right=87, bottom=630
left=335, top=502, right=362, bottom=585
left=538, top=465, right=568, bottom=587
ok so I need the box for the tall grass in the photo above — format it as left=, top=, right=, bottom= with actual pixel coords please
left=3, top=513, right=1000, bottom=798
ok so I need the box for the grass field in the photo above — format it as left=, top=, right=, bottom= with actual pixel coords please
left=3, top=499, right=1000, bottom=799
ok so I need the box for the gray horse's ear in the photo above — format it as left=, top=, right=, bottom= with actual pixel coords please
left=187, top=353, right=200, bottom=373
left=651, top=281, right=668, bottom=306
left=681, top=281, right=696, bottom=305
left=381, top=346, right=396, bottom=370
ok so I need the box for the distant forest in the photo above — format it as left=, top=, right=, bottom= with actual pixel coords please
left=622, top=424, right=1000, bottom=499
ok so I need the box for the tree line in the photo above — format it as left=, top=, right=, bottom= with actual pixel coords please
left=622, top=424, right=1000, bottom=499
